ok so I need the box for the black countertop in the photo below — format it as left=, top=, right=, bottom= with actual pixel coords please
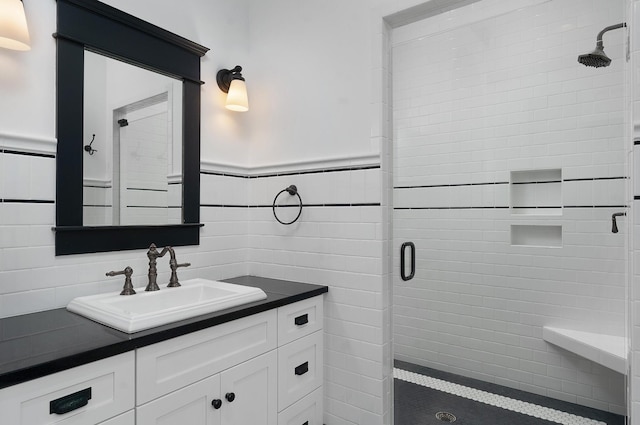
left=0, top=276, right=327, bottom=390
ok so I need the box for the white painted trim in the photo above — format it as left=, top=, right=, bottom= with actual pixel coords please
left=0, top=132, right=57, bottom=155
left=167, top=173, right=182, bottom=184
left=83, top=178, right=112, bottom=188
left=201, top=153, right=380, bottom=176
left=200, top=160, right=250, bottom=176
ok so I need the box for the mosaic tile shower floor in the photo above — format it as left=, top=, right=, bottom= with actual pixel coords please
left=394, top=361, right=625, bottom=425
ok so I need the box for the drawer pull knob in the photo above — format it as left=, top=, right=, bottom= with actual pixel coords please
left=295, top=361, right=309, bottom=376
left=295, top=314, right=309, bottom=326
left=50, top=387, right=92, bottom=415
left=211, top=399, right=222, bottom=409
left=225, top=392, right=236, bottom=402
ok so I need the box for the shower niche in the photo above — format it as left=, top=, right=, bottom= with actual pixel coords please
left=510, top=169, right=562, bottom=215
left=510, top=169, right=562, bottom=247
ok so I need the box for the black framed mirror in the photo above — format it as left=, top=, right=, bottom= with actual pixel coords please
left=54, top=0, right=209, bottom=255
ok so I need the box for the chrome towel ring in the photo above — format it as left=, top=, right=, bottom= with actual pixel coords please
left=273, top=185, right=302, bottom=225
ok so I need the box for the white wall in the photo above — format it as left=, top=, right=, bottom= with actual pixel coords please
left=245, top=0, right=377, bottom=168
left=0, top=0, right=252, bottom=316
left=245, top=1, right=393, bottom=423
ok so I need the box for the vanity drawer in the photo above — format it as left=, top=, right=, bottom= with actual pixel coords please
left=137, top=309, right=277, bottom=404
left=278, top=295, right=323, bottom=345
left=0, top=352, right=135, bottom=425
left=278, top=387, right=323, bottom=425
left=278, top=330, right=323, bottom=411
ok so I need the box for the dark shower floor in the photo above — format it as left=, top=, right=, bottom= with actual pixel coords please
left=394, top=360, right=625, bottom=425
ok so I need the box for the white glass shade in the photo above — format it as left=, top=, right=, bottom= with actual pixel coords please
left=0, top=0, right=31, bottom=51
left=225, top=79, right=249, bottom=112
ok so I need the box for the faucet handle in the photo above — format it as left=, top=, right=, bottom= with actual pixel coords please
left=106, top=266, right=136, bottom=295
left=167, top=262, right=191, bottom=288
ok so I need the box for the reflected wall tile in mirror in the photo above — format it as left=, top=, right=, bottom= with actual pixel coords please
left=83, top=51, right=183, bottom=227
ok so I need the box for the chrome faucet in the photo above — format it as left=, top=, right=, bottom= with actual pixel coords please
left=146, top=243, right=169, bottom=291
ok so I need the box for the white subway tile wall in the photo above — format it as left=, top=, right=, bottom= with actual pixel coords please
left=246, top=168, right=385, bottom=425
left=0, top=156, right=249, bottom=316
left=392, top=0, right=626, bottom=415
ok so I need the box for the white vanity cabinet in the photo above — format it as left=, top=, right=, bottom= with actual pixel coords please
left=135, top=310, right=278, bottom=425
left=0, top=294, right=324, bottom=425
left=136, top=350, right=278, bottom=425
left=277, top=296, right=324, bottom=425
left=135, top=295, right=323, bottom=425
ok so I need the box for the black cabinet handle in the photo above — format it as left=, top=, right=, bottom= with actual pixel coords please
left=295, top=314, right=309, bottom=326
left=211, top=399, right=222, bottom=409
left=400, top=242, right=415, bottom=281
left=50, top=387, right=92, bottom=415
left=225, top=392, right=235, bottom=402
left=302, top=422, right=309, bottom=425
left=295, top=361, right=309, bottom=376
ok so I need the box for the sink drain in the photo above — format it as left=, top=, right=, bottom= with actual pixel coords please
left=435, top=412, right=457, bottom=422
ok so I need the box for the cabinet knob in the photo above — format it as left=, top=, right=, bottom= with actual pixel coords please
left=225, top=392, right=236, bottom=402
left=211, top=399, right=222, bottom=409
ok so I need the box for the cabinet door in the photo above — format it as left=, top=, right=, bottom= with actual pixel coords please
left=220, top=350, right=278, bottom=425
left=137, top=310, right=277, bottom=405
left=136, top=374, right=221, bottom=425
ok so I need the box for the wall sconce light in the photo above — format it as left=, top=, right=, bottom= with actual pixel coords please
left=0, top=0, right=31, bottom=51
left=216, top=65, right=249, bottom=112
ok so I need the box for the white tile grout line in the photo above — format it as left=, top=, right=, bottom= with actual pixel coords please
left=394, top=368, right=606, bottom=425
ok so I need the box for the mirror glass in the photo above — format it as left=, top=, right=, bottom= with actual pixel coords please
left=82, top=51, right=183, bottom=226
left=55, top=0, right=207, bottom=255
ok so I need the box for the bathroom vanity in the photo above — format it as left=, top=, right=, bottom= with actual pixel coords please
left=0, top=276, right=327, bottom=425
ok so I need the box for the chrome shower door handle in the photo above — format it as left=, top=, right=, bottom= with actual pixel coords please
left=400, top=242, right=415, bottom=281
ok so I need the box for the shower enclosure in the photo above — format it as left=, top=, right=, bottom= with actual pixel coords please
left=391, top=0, right=628, bottom=416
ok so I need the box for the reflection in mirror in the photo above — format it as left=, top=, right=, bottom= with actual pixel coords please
left=55, top=0, right=208, bottom=255
left=82, top=51, right=183, bottom=226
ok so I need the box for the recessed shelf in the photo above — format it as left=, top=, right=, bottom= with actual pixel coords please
left=510, top=225, right=562, bottom=247
left=511, top=169, right=562, bottom=216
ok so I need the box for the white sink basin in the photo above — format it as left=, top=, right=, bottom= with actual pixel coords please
left=67, top=278, right=267, bottom=333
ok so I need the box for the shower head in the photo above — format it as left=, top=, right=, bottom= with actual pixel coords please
left=578, top=22, right=626, bottom=68
left=577, top=43, right=611, bottom=68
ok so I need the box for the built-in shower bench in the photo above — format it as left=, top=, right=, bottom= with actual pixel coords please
left=542, top=326, right=627, bottom=375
